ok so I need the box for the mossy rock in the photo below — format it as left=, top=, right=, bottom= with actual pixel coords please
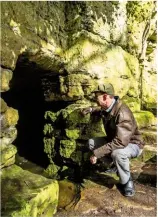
left=133, top=111, right=156, bottom=129
left=140, top=128, right=157, bottom=146
left=58, top=179, right=79, bottom=209
left=43, top=137, right=56, bottom=162
left=44, top=111, right=58, bottom=123
left=65, top=129, right=80, bottom=140
left=44, top=162, right=60, bottom=179
left=0, top=155, right=15, bottom=169
left=0, top=144, right=17, bottom=168
left=0, top=126, right=18, bottom=148
left=122, top=96, right=140, bottom=112
left=43, top=124, right=54, bottom=136
left=81, top=115, right=106, bottom=139
left=1, top=164, right=59, bottom=217
left=70, top=150, right=83, bottom=165
left=0, top=98, right=8, bottom=113
left=60, top=140, right=76, bottom=158
left=0, top=67, right=13, bottom=92
left=1, top=107, right=19, bottom=129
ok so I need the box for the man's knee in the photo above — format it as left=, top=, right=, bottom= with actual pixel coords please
left=111, top=149, right=127, bottom=161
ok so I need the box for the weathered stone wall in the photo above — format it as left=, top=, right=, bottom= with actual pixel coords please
left=0, top=67, right=19, bottom=168
left=1, top=1, right=157, bottom=179
left=1, top=1, right=156, bottom=108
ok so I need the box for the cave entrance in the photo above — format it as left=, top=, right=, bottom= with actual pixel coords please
left=1, top=54, right=67, bottom=168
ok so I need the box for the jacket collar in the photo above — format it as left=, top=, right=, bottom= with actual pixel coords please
left=110, top=96, right=122, bottom=116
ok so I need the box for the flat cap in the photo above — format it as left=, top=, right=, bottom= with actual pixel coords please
left=95, top=83, right=114, bottom=95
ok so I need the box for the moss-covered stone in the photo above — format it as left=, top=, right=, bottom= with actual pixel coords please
left=44, top=111, right=58, bottom=123
left=1, top=155, right=15, bottom=169
left=43, top=137, right=56, bottom=162
left=122, top=96, right=140, bottom=112
left=81, top=115, right=106, bottom=139
left=0, top=67, right=13, bottom=92
left=1, top=164, right=59, bottom=217
left=43, top=124, right=54, bottom=136
left=140, top=129, right=157, bottom=146
left=60, top=140, right=76, bottom=158
left=65, top=129, right=80, bottom=140
left=132, top=145, right=156, bottom=164
left=70, top=151, right=83, bottom=165
left=0, top=98, right=8, bottom=113
left=0, top=126, right=17, bottom=148
left=58, top=179, right=79, bottom=209
left=133, top=111, right=156, bottom=129
left=0, top=144, right=17, bottom=168
left=1, top=107, right=19, bottom=129
left=44, top=163, right=60, bottom=179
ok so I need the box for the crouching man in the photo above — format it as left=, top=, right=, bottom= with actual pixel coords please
left=81, top=83, right=144, bottom=197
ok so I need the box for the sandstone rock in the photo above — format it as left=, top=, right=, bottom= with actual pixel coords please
left=133, top=110, right=156, bottom=129
left=1, top=164, right=59, bottom=217
left=1, top=107, right=19, bottom=129
left=0, top=126, right=18, bottom=148
left=0, top=67, right=13, bottom=92
left=0, top=98, right=8, bottom=113
left=0, top=144, right=17, bottom=169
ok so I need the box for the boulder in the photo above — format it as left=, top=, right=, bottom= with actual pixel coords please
left=0, top=144, right=17, bottom=169
left=0, top=67, right=13, bottom=92
left=1, top=164, right=59, bottom=217
left=0, top=98, right=8, bottom=113
left=1, top=107, right=19, bottom=129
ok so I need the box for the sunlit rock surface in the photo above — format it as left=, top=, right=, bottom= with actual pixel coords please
left=1, top=165, right=59, bottom=217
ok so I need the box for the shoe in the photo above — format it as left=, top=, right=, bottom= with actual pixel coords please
left=123, top=177, right=135, bottom=197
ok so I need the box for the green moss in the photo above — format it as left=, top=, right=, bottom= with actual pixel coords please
left=126, top=2, right=155, bottom=23
left=142, top=150, right=156, bottom=163
left=81, top=115, right=106, bottom=139
left=141, top=130, right=156, bottom=146
left=70, top=151, right=82, bottom=165
left=133, top=111, right=156, bottom=129
left=4, top=107, right=19, bottom=128
left=1, top=165, right=59, bottom=217
left=43, top=137, right=56, bottom=162
left=122, top=96, right=140, bottom=112
left=43, top=124, right=54, bottom=136
left=60, top=140, right=76, bottom=158
left=44, top=163, right=60, bottom=179
left=44, top=111, right=57, bottom=123
left=1, top=145, right=17, bottom=166
left=65, top=129, right=80, bottom=139
left=1, top=98, right=8, bottom=113
left=1, top=155, right=15, bottom=169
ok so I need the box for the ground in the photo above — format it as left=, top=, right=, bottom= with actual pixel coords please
left=54, top=173, right=156, bottom=217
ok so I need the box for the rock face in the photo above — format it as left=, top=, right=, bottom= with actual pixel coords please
left=0, top=2, right=157, bottom=215
left=0, top=67, right=19, bottom=168
left=1, top=1, right=156, bottom=107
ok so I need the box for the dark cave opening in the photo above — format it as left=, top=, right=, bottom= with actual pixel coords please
left=1, top=54, right=69, bottom=168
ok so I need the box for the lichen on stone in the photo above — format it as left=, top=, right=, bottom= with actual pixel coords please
left=43, top=137, right=56, bottom=162
left=43, top=124, right=54, bottom=136
left=133, top=110, right=156, bottom=129
left=65, top=129, right=80, bottom=140
left=44, top=162, right=60, bottom=179
left=60, top=139, right=76, bottom=158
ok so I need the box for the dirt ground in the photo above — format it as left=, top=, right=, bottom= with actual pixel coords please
left=54, top=170, right=157, bottom=217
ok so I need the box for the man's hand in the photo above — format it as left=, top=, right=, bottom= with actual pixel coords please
left=90, top=155, right=97, bottom=164
left=81, top=107, right=92, bottom=115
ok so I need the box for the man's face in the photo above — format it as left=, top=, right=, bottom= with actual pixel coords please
left=95, top=92, right=112, bottom=109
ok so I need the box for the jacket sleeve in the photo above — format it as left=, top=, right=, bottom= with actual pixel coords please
left=93, top=111, right=134, bottom=159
